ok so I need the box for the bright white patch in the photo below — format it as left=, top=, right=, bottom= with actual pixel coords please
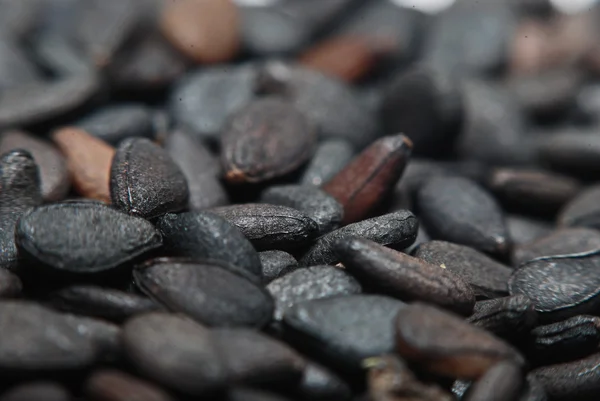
left=391, top=0, right=456, bottom=14
left=550, top=0, right=598, bottom=14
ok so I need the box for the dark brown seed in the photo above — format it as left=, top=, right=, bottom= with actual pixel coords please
left=334, top=237, right=475, bottom=315
left=486, top=168, right=581, bottom=216
left=467, top=296, right=538, bottom=341
left=110, top=137, right=189, bottom=219
left=266, top=266, right=362, bottom=321
left=464, top=361, right=523, bottom=401
left=85, top=370, right=175, bottom=401
left=417, top=177, right=510, bottom=257
left=160, top=0, right=240, bottom=64
left=508, top=249, right=600, bottom=322
left=365, top=355, right=454, bottom=401
left=259, top=251, right=299, bottom=284
left=260, top=185, right=343, bottom=235
left=122, top=313, right=226, bottom=395
left=395, top=303, right=524, bottom=380
left=558, top=184, right=600, bottom=230
left=52, top=127, right=115, bottom=203
left=0, top=130, right=69, bottom=202
left=210, top=204, right=319, bottom=251
left=221, top=97, right=315, bottom=184
left=299, top=210, right=419, bottom=266
left=50, top=285, right=158, bottom=324
left=415, top=241, right=513, bottom=299
left=0, top=382, right=70, bottom=401
left=513, top=228, right=600, bottom=266
left=164, top=130, right=229, bottom=210
left=532, top=352, right=600, bottom=401
left=0, top=150, right=42, bottom=271
left=300, top=139, right=354, bottom=187
left=322, top=134, right=412, bottom=225
left=134, top=258, right=273, bottom=328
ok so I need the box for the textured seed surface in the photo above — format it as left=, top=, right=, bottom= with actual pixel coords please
left=418, top=177, right=510, bottom=256
left=283, top=295, right=406, bottom=370
left=260, top=185, right=343, bottom=235
left=395, top=303, right=524, bottom=380
left=558, top=184, right=600, bottom=230
left=467, top=295, right=538, bottom=340
left=509, top=249, right=600, bottom=322
left=52, top=127, right=115, bottom=203
left=85, top=370, right=174, bottom=401
left=134, top=258, right=273, bottom=328
left=513, top=228, right=600, bottom=266
left=0, top=130, right=69, bottom=202
left=110, top=137, right=189, bottom=219
left=259, top=251, right=298, bottom=284
left=299, top=210, right=419, bottom=266
left=221, top=97, right=315, bottom=184
left=300, top=139, right=354, bottom=187
left=323, top=134, right=412, bottom=225
left=76, top=104, right=155, bottom=145
left=415, top=241, right=513, bottom=299
left=157, top=212, right=262, bottom=280
left=211, top=204, right=319, bottom=251
left=334, top=238, right=475, bottom=315
left=267, top=266, right=362, bottom=321
left=16, top=202, right=162, bottom=274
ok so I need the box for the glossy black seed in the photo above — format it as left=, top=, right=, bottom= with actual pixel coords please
left=170, top=65, right=257, bottom=142
left=260, top=185, right=343, bottom=235
left=134, top=258, right=273, bottom=328
left=110, top=137, right=189, bottom=219
left=267, top=266, right=362, bottom=321
left=558, top=184, right=600, bottom=230
left=513, top=228, right=600, bottom=266
left=300, top=139, right=354, bottom=187
left=467, top=296, right=537, bottom=341
left=0, top=150, right=42, bottom=271
left=509, top=249, right=600, bottom=322
left=415, top=241, right=513, bottom=299
left=256, top=61, right=377, bottom=150
left=259, top=251, right=299, bottom=284
left=417, top=177, right=510, bottom=257
left=157, top=212, right=262, bottom=281
left=299, top=210, right=419, bottom=266
left=334, top=238, right=475, bottom=315
left=50, top=285, right=159, bottom=323
left=164, top=129, right=229, bottom=210
left=529, top=315, right=600, bottom=365
left=210, top=204, right=319, bottom=251
left=507, top=215, right=553, bottom=246
left=0, top=382, right=70, bottom=401
left=16, top=202, right=162, bottom=276
left=296, top=362, right=351, bottom=401
left=75, top=104, right=155, bottom=145
left=282, top=295, right=406, bottom=371
left=464, top=361, right=523, bottom=401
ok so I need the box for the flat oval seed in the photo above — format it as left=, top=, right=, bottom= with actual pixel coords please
left=513, top=228, right=600, bottom=266
left=259, top=251, right=299, bottom=284
left=558, top=184, right=600, bottom=230
left=0, top=382, right=70, bottom=401
left=334, top=237, right=475, bottom=315
left=417, top=177, right=510, bottom=257
left=52, top=127, right=115, bottom=203
left=221, top=97, right=315, bottom=184
left=267, top=266, right=362, bottom=321
left=509, top=249, right=600, bottom=322
left=210, top=204, right=319, bottom=251
left=464, top=361, right=523, bottom=401
left=299, top=210, right=419, bottom=266
left=322, top=134, right=412, bottom=225
left=415, top=241, right=513, bottom=299
left=157, top=212, right=262, bottom=281
left=260, top=185, right=343, bottom=235
left=395, top=303, right=524, bottom=380
left=134, top=258, right=273, bottom=328
left=110, top=137, right=189, bottom=219
left=16, top=202, right=162, bottom=275
left=300, top=139, right=354, bottom=187
left=0, top=130, right=69, bottom=202
left=467, top=296, right=538, bottom=341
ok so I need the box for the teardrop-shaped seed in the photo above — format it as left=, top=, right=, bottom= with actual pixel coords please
left=210, top=204, right=319, bottom=251
left=16, top=202, right=162, bottom=276
left=415, top=241, right=513, bottom=299
left=221, top=97, right=315, bottom=184
left=134, top=258, right=273, bottom=328
left=299, top=210, right=419, bottom=266
left=322, top=134, right=412, bottom=225
left=334, top=237, right=475, bottom=315
left=395, top=303, right=524, bottom=379
left=110, top=137, right=189, bottom=219
left=508, top=249, right=600, bottom=322
left=260, top=185, right=343, bottom=235
left=513, top=228, right=600, bottom=266
left=467, top=296, right=538, bottom=341
left=558, top=184, right=600, bottom=230
left=157, top=212, right=262, bottom=281
left=418, top=176, right=510, bottom=257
